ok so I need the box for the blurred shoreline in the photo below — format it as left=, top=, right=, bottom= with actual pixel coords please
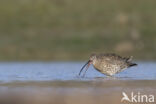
left=0, top=0, right=156, bottom=61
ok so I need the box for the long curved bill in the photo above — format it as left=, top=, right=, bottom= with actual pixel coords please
left=79, top=60, right=90, bottom=76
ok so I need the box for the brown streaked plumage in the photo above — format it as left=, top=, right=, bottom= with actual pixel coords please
left=79, top=53, right=137, bottom=77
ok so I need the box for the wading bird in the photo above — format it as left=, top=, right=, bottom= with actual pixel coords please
left=79, top=53, right=137, bottom=77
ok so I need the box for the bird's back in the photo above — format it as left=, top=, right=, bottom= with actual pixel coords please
left=96, top=53, right=128, bottom=64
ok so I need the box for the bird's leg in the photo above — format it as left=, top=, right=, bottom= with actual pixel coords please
left=105, top=75, right=117, bottom=79
left=82, top=68, right=88, bottom=77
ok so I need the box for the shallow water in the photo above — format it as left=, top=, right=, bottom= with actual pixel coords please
left=0, top=62, right=156, bottom=82
left=0, top=62, right=156, bottom=104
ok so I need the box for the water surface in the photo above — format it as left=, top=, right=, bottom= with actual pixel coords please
left=0, top=62, right=156, bottom=82
left=0, top=62, right=156, bottom=104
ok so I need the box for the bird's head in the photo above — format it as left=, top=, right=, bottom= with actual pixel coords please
left=89, top=53, right=97, bottom=62
left=78, top=53, right=97, bottom=76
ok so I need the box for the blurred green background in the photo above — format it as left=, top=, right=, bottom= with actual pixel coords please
left=0, top=0, right=156, bottom=61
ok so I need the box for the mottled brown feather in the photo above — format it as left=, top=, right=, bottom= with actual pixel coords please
left=92, top=53, right=137, bottom=76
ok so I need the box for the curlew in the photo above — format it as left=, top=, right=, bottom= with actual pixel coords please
left=79, top=53, right=137, bottom=77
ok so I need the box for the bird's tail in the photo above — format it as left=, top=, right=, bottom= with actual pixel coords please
left=128, top=63, right=137, bottom=67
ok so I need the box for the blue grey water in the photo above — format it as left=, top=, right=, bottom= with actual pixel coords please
left=0, top=62, right=156, bottom=104
left=0, top=62, right=156, bottom=83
